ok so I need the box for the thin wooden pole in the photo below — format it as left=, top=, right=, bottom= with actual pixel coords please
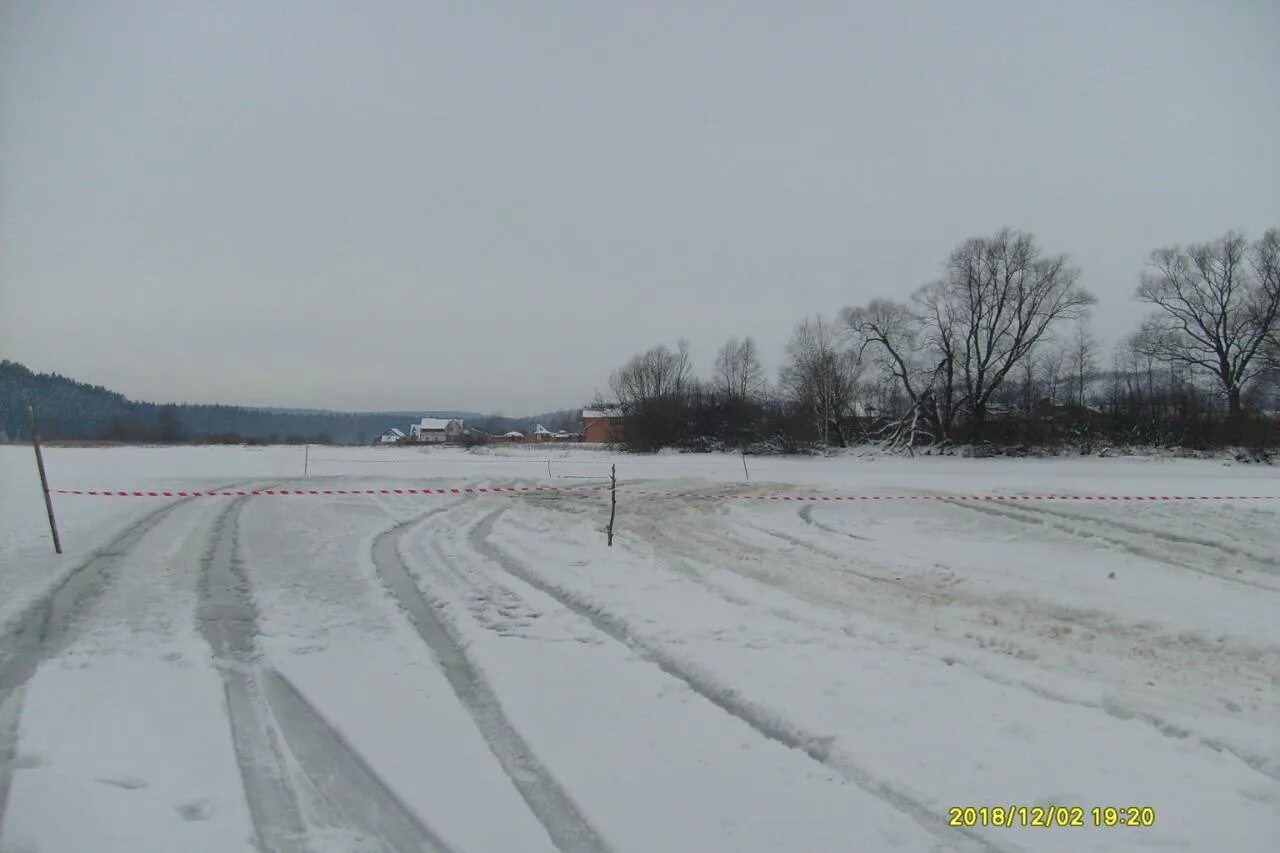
left=28, top=406, right=62, bottom=554
left=304, top=443, right=310, bottom=477
left=606, top=464, right=617, bottom=547
left=741, top=449, right=750, bottom=481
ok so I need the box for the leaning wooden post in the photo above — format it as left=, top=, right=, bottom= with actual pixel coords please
left=741, top=448, right=750, bottom=481
left=28, top=406, right=62, bottom=555
left=606, top=464, right=617, bottom=547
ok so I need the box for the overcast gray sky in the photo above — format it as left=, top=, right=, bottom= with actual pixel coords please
left=3, top=1, right=1278, bottom=414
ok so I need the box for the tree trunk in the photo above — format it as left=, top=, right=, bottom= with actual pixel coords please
left=969, top=400, right=988, bottom=443
left=1227, top=386, right=1242, bottom=421
left=832, top=418, right=848, bottom=447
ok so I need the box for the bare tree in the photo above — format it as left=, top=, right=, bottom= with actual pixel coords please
left=1254, top=232, right=1280, bottom=375
left=1044, top=342, right=1069, bottom=407
left=842, top=300, right=923, bottom=405
left=608, top=339, right=695, bottom=449
left=1066, top=320, right=1098, bottom=408
left=779, top=315, right=861, bottom=445
left=609, top=339, right=694, bottom=408
left=712, top=336, right=766, bottom=402
left=841, top=299, right=943, bottom=446
left=1117, top=334, right=1159, bottom=411
left=910, top=284, right=962, bottom=440
left=1015, top=350, right=1042, bottom=415
left=1134, top=229, right=1280, bottom=420
left=918, top=229, right=1095, bottom=440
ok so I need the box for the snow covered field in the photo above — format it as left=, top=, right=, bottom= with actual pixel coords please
left=1, top=444, right=1278, bottom=852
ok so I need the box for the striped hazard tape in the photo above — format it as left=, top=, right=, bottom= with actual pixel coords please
left=49, top=487, right=1280, bottom=502
left=53, top=486, right=569, bottom=498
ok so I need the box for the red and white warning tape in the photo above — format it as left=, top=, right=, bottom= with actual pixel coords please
left=53, top=486, right=574, bottom=498
left=50, top=486, right=1280, bottom=502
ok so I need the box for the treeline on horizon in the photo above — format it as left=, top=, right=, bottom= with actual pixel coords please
left=0, top=361, right=578, bottom=445
left=602, top=227, right=1280, bottom=454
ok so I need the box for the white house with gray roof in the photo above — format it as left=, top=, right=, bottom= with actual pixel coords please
left=409, top=417, right=464, bottom=443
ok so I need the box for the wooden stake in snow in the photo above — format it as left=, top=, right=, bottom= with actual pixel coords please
left=27, top=406, right=62, bottom=555
left=606, top=463, right=617, bottom=547
left=742, top=449, right=750, bottom=481
left=304, top=443, right=310, bottom=477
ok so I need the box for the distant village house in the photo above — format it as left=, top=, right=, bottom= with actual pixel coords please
left=377, top=427, right=407, bottom=444
left=581, top=407, right=623, bottom=443
left=379, top=414, right=595, bottom=446
left=409, top=417, right=465, bottom=444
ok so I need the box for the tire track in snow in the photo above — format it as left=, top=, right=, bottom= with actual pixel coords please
left=714, top=500, right=1278, bottom=661
left=648, top=506, right=959, bottom=610
left=797, top=503, right=872, bottom=540
left=198, top=498, right=308, bottom=853
left=538, top=497, right=986, bottom=658
left=933, top=497, right=1280, bottom=595
left=468, top=507, right=1006, bottom=853
left=707, top=504, right=1280, bottom=663
left=944, top=658, right=1280, bottom=783
left=0, top=681, right=24, bottom=835
left=540, top=489, right=936, bottom=611
left=371, top=507, right=610, bottom=853
left=995, top=501, right=1280, bottom=573
left=537, top=489, right=1280, bottom=800
left=0, top=495, right=197, bottom=829
left=261, top=669, right=456, bottom=853
left=201, top=496, right=453, bottom=853
left=508, top=497, right=864, bottom=638
left=626, top=503, right=1280, bottom=786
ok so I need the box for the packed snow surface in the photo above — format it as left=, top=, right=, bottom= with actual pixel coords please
left=1, top=444, right=1278, bottom=852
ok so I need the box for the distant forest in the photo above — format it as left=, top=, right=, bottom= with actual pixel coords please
left=0, top=361, right=578, bottom=445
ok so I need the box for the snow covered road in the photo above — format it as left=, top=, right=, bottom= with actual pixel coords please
left=1, top=446, right=1277, bottom=851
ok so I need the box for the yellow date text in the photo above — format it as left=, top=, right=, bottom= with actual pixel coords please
left=947, top=806, right=1156, bottom=828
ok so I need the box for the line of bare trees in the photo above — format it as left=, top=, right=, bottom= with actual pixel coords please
left=602, top=228, right=1280, bottom=452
